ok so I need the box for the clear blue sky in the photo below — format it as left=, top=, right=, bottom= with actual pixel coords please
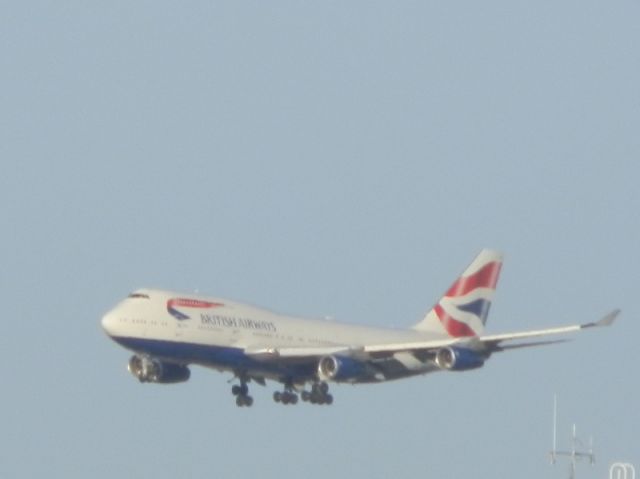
left=1, top=1, right=638, bottom=478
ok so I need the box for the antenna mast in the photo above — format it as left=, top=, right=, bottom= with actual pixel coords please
left=550, top=395, right=595, bottom=479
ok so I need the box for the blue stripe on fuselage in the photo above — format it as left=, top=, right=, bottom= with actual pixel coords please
left=110, top=336, right=316, bottom=379
left=456, top=298, right=491, bottom=324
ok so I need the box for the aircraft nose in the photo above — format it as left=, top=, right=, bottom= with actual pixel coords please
left=101, top=311, right=117, bottom=335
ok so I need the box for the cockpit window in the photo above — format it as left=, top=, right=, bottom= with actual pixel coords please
left=128, top=293, right=150, bottom=299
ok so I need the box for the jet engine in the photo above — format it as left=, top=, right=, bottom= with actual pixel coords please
left=128, top=355, right=191, bottom=384
left=317, top=355, right=367, bottom=382
left=434, top=347, right=485, bottom=371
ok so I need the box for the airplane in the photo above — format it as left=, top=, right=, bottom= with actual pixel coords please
left=101, top=249, right=619, bottom=407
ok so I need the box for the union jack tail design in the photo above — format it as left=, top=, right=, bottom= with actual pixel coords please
left=413, top=250, right=503, bottom=337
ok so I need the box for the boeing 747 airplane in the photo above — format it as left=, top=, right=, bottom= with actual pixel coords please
left=101, top=250, right=618, bottom=407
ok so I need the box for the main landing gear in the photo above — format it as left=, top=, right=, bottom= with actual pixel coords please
left=301, top=381, right=333, bottom=405
left=272, top=381, right=333, bottom=406
left=231, top=381, right=253, bottom=407
left=273, top=390, right=298, bottom=405
left=273, top=380, right=299, bottom=405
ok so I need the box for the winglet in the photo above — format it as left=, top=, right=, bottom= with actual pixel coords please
left=582, top=309, right=620, bottom=329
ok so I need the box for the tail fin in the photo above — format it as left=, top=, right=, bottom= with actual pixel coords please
left=413, top=249, right=503, bottom=337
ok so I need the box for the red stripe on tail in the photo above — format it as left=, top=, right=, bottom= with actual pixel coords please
left=445, top=261, right=502, bottom=298
left=434, top=304, right=477, bottom=337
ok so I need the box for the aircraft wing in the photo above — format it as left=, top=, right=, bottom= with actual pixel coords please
left=244, top=309, right=619, bottom=360
left=244, top=346, right=358, bottom=359
left=245, top=338, right=460, bottom=360
left=366, top=308, right=619, bottom=355
left=477, top=308, right=619, bottom=348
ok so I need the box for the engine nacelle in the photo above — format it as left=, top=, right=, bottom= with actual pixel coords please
left=128, top=355, right=191, bottom=384
left=435, top=347, right=485, bottom=371
left=317, top=355, right=367, bottom=382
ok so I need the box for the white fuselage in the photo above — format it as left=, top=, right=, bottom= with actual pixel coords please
left=101, top=288, right=442, bottom=382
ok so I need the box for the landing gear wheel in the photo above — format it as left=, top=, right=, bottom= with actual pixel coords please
left=236, top=394, right=253, bottom=407
left=307, top=382, right=333, bottom=405
left=275, top=389, right=299, bottom=405
left=231, top=375, right=253, bottom=405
